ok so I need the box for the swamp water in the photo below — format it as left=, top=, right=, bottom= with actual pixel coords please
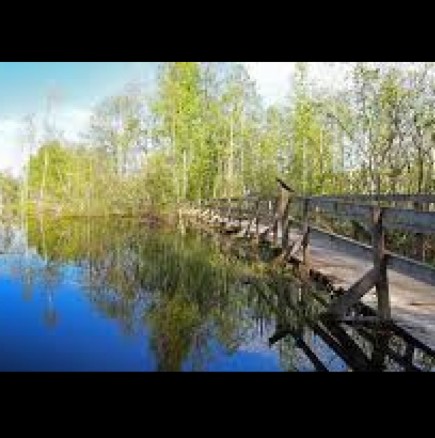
left=0, top=217, right=433, bottom=371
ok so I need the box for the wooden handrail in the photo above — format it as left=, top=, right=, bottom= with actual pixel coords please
left=199, top=178, right=435, bottom=321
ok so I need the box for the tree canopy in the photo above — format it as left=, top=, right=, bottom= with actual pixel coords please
left=5, top=62, right=434, bottom=217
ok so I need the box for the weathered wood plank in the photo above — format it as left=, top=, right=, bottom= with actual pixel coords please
left=308, top=198, right=373, bottom=223
left=299, top=223, right=435, bottom=287
left=372, top=206, right=390, bottom=320
left=328, top=268, right=378, bottom=317
left=386, top=252, right=435, bottom=287
left=308, top=224, right=373, bottom=261
left=382, top=207, right=435, bottom=234
left=308, top=194, right=435, bottom=204
left=282, top=197, right=291, bottom=249
left=302, top=199, right=310, bottom=267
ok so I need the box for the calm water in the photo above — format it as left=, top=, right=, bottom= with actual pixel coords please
left=0, top=217, right=433, bottom=371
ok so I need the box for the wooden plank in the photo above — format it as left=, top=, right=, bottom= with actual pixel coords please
left=328, top=268, right=378, bottom=317
left=291, top=196, right=435, bottom=234
left=273, top=234, right=304, bottom=265
left=372, top=206, right=390, bottom=320
left=382, top=207, right=435, bottom=234
left=282, top=197, right=291, bottom=249
left=299, top=223, right=435, bottom=287
left=355, top=326, right=421, bottom=372
left=307, top=198, right=372, bottom=223
left=244, top=199, right=259, bottom=237
left=296, top=336, right=329, bottom=372
left=316, top=320, right=372, bottom=371
left=308, top=224, right=373, bottom=261
left=238, top=199, right=243, bottom=228
left=309, top=194, right=435, bottom=204
left=266, top=283, right=371, bottom=371
left=272, top=195, right=281, bottom=245
left=268, top=327, right=328, bottom=371
left=386, top=252, right=435, bottom=287
left=302, top=199, right=310, bottom=267
left=215, top=193, right=435, bottom=207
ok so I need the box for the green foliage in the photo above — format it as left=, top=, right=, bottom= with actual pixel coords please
left=0, top=171, right=20, bottom=213
left=13, top=62, right=435, bottom=219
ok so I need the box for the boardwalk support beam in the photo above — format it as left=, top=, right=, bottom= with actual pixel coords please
left=327, top=268, right=378, bottom=318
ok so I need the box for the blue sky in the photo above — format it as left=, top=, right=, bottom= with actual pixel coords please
left=0, top=62, right=350, bottom=175
left=0, top=62, right=158, bottom=118
left=0, top=62, right=159, bottom=175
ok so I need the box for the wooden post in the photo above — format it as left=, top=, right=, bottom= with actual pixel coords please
left=255, top=200, right=260, bottom=240
left=272, top=193, right=282, bottom=246
left=238, top=198, right=243, bottom=228
left=272, top=199, right=278, bottom=245
left=372, top=206, right=390, bottom=320
left=414, top=201, right=425, bottom=262
left=262, top=198, right=274, bottom=241
left=275, top=186, right=290, bottom=248
left=281, top=194, right=291, bottom=250
left=227, top=198, right=232, bottom=224
left=271, top=188, right=290, bottom=247
left=245, top=198, right=258, bottom=237
left=302, top=198, right=310, bottom=268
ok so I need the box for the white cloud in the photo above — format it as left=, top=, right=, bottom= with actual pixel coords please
left=0, top=118, right=22, bottom=176
left=243, top=62, right=295, bottom=105
left=243, top=62, right=352, bottom=105
left=55, top=107, right=92, bottom=142
left=0, top=106, right=92, bottom=176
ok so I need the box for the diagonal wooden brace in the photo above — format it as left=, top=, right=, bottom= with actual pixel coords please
left=327, top=267, right=378, bottom=318
left=272, top=234, right=304, bottom=265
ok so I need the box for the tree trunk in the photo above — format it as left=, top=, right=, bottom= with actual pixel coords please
left=183, top=149, right=188, bottom=200
left=40, top=148, right=49, bottom=210
left=229, top=116, right=234, bottom=197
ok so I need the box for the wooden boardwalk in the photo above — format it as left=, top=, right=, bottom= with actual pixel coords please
left=286, top=226, right=435, bottom=351
left=189, top=183, right=435, bottom=354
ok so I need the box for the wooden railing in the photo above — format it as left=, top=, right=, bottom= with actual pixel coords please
left=197, top=179, right=435, bottom=321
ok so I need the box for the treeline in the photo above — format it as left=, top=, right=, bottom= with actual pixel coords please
left=1, top=62, right=434, bottom=216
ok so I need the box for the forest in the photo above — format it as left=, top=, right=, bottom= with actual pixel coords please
left=0, top=62, right=434, bottom=217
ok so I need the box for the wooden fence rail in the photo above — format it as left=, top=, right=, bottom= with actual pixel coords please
left=195, top=179, right=435, bottom=322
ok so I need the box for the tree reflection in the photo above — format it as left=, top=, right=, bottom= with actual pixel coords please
left=147, top=295, right=201, bottom=371
left=25, top=218, right=261, bottom=369
left=41, top=262, right=61, bottom=328
left=20, top=217, right=435, bottom=371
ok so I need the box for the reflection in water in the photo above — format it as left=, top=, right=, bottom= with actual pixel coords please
left=0, top=217, right=433, bottom=371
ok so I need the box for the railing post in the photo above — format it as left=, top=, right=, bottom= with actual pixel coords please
left=302, top=198, right=310, bottom=268
left=238, top=198, right=243, bottom=229
left=273, top=195, right=283, bottom=245
left=272, top=198, right=279, bottom=245
left=281, top=194, right=291, bottom=249
left=272, top=188, right=287, bottom=246
left=414, top=201, right=426, bottom=262
left=227, top=198, right=232, bottom=223
left=372, top=206, right=390, bottom=320
left=262, top=197, right=275, bottom=241
left=255, top=200, right=260, bottom=240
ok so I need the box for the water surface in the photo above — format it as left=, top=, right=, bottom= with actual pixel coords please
left=0, top=217, right=433, bottom=371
